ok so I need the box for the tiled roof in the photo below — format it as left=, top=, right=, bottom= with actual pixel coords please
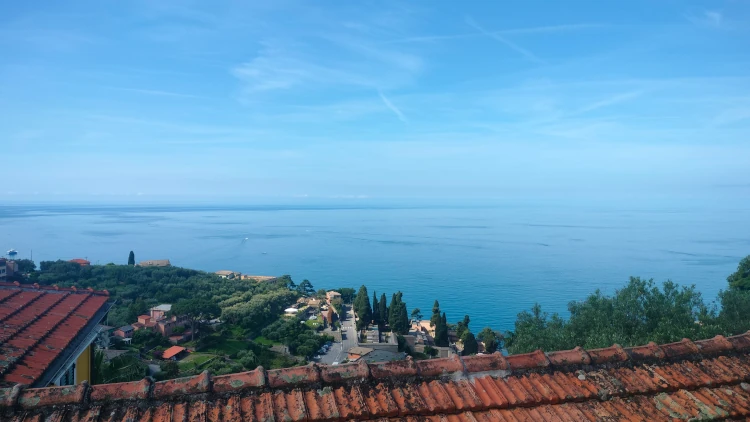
left=4, top=332, right=750, bottom=421
left=0, top=282, right=110, bottom=388
left=162, top=346, right=186, bottom=360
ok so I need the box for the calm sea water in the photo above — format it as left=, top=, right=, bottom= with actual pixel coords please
left=1, top=199, right=748, bottom=332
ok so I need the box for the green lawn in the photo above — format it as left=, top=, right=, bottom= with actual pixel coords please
left=178, top=353, right=217, bottom=371
left=304, top=315, right=323, bottom=329
left=253, top=336, right=280, bottom=346
left=205, top=339, right=247, bottom=356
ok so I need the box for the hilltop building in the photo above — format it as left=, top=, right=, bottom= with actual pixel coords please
left=138, top=259, right=171, bottom=267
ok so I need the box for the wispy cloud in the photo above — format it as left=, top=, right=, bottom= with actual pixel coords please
left=378, top=90, right=407, bottom=122
left=573, top=90, right=645, bottom=114
left=385, top=23, right=606, bottom=45
left=465, top=17, right=544, bottom=64
left=104, top=87, right=204, bottom=99
left=686, top=10, right=724, bottom=28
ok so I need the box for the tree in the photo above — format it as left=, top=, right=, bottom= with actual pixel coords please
left=411, top=308, right=423, bottom=323
left=379, top=293, right=388, bottom=329
left=128, top=251, right=135, bottom=266
left=372, top=292, right=380, bottom=325
left=506, top=277, right=718, bottom=354
left=462, top=331, right=478, bottom=355
left=15, top=259, right=36, bottom=273
left=297, top=279, right=315, bottom=297
left=728, top=255, right=750, bottom=290
left=354, top=285, right=372, bottom=331
left=316, top=289, right=327, bottom=300
left=335, top=288, right=356, bottom=303
left=434, top=312, right=449, bottom=347
left=424, top=345, right=438, bottom=357
left=478, top=327, right=501, bottom=354
left=430, top=300, right=441, bottom=327
left=172, top=298, right=221, bottom=341
left=160, top=360, right=180, bottom=378
left=456, top=315, right=470, bottom=339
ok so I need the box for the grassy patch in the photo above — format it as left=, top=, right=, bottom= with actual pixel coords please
left=253, top=336, right=279, bottom=346
left=304, top=315, right=323, bottom=329
left=205, top=339, right=247, bottom=356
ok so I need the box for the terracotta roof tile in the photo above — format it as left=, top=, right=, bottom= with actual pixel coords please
left=0, top=284, right=109, bottom=387
left=6, top=333, right=750, bottom=420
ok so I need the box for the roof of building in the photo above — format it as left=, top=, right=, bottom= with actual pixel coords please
left=68, top=259, right=90, bottom=266
left=101, top=349, right=128, bottom=363
left=139, top=259, right=171, bottom=267
left=116, top=325, right=133, bottom=332
left=6, top=332, right=750, bottom=420
left=214, top=270, right=237, bottom=276
left=347, top=346, right=374, bottom=357
left=149, top=304, right=172, bottom=312
left=360, top=350, right=407, bottom=364
left=162, top=346, right=186, bottom=360
left=326, top=290, right=341, bottom=296
left=0, top=282, right=109, bottom=388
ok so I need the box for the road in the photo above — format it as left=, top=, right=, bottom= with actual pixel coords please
left=318, top=306, right=356, bottom=365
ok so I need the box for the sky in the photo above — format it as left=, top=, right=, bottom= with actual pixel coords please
left=1, top=0, right=749, bottom=202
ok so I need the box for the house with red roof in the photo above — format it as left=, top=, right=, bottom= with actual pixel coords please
left=0, top=281, right=111, bottom=388
left=161, top=346, right=187, bottom=361
left=68, top=258, right=90, bottom=266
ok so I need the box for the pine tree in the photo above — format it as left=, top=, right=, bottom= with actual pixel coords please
left=128, top=251, right=135, bottom=266
left=430, top=300, right=441, bottom=327
left=372, top=292, right=380, bottom=325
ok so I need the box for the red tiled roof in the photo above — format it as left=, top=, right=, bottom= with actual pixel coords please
left=4, top=332, right=750, bottom=421
left=68, top=259, right=90, bottom=266
left=0, top=282, right=109, bottom=388
left=162, top=346, right=186, bottom=360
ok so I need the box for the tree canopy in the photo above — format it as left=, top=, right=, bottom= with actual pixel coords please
left=430, top=300, right=441, bottom=327
left=128, top=251, right=135, bottom=266
left=728, top=256, right=750, bottom=290
left=172, top=298, right=221, bottom=341
left=434, top=312, right=449, bottom=347
left=354, top=285, right=372, bottom=331
left=461, top=331, right=478, bottom=355
left=478, top=327, right=501, bottom=354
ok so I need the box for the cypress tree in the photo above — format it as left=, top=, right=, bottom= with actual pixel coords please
left=128, top=251, right=135, bottom=266
left=354, top=285, right=372, bottom=330
left=430, top=300, right=440, bottom=327
left=378, top=293, right=387, bottom=328
left=372, top=292, right=380, bottom=325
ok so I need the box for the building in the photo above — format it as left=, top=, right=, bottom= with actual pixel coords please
left=162, top=346, right=187, bottom=361
left=0, top=282, right=110, bottom=387
left=113, top=325, right=134, bottom=338
left=325, top=290, right=341, bottom=303
left=346, top=346, right=373, bottom=361
left=68, top=258, right=90, bottom=266
left=9, top=333, right=750, bottom=420
left=0, top=258, right=5, bottom=282
left=215, top=270, right=241, bottom=279
left=149, top=304, right=171, bottom=321
left=139, top=259, right=171, bottom=267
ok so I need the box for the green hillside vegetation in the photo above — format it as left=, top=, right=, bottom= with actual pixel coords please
left=506, top=256, right=750, bottom=354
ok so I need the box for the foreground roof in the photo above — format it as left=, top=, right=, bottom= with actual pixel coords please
left=4, top=331, right=750, bottom=421
left=0, top=282, right=110, bottom=387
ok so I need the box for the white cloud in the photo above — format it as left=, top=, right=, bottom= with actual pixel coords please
left=378, top=90, right=407, bottom=122
left=465, top=16, right=544, bottom=64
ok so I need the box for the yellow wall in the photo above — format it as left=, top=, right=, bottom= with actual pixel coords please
left=75, top=344, right=92, bottom=384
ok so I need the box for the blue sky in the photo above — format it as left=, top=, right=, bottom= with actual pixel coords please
left=2, top=0, right=749, bottom=201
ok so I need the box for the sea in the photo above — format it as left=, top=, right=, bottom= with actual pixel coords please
left=1, top=198, right=748, bottom=333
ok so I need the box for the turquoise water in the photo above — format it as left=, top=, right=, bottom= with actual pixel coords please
left=1, top=199, right=748, bottom=332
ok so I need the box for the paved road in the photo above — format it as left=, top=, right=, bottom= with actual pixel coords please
left=318, top=306, right=356, bottom=365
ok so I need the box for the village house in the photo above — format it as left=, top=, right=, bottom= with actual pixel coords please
left=161, top=346, right=188, bottom=361
left=215, top=270, right=241, bottom=279
left=68, top=258, right=90, bottom=266
left=113, top=325, right=134, bottom=338
left=325, top=290, right=341, bottom=303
